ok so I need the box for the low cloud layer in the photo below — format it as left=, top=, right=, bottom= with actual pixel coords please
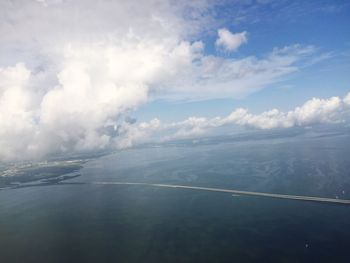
left=124, top=92, right=350, bottom=144
left=0, top=0, right=337, bottom=161
left=222, top=95, right=349, bottom=129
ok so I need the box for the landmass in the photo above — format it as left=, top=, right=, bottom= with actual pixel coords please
left=0, top=159, right=85, bottom=188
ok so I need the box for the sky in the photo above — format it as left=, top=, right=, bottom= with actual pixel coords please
left=0, top=0, right=349, bottom=161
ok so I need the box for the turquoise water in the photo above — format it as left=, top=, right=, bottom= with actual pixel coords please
left=1, top=130, right=350, bottom=262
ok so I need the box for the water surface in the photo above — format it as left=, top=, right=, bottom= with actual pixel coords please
left=1, top=130, right=350, bottom=262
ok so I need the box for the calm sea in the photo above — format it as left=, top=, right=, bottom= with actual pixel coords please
left=1, top=130, right=350, bottom=262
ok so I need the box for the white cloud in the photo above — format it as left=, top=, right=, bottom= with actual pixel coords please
left=216, top=93, right=350, bottom=130
left=0, top=0, right=212, bottom=160
left=215, top=28, right=247, bottom=52
left=156, top=44, right=316, bottom=100
left=344, top=92, right=350, bottom=105
left=116, top=118, right=161, bottom=149
left=0, top=63, right=38, bottom=160
left=126, top=92, right=350, bottom=142
left=0, top=0, right=331, bottom=160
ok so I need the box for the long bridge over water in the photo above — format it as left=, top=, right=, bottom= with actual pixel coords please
left=92, top=181, right=350, bottom=205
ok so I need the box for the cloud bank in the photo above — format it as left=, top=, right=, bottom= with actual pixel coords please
left=0, top=0, right=334, bottom=160
left=124, top=92, right=350, bottom=144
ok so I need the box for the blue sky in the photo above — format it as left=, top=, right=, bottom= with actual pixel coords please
left=135, top=0, right=350, bottom=122
left=0, top=0, right=349, bottom=160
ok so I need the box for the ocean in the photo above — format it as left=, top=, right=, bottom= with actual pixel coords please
left=1, top=129, right=350, bottom=262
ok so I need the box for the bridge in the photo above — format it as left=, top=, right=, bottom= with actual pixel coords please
left=92, top=181, right=350, bottom=205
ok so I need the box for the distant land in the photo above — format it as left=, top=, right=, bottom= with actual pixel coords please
left=0, top=160, right=85, bottom=188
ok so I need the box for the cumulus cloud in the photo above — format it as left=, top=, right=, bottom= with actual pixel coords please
left=215, top=28, right=247, bottom=52
left=221, top=96, right=346, bottom=129
left=0, top=0, right=330, bottom=160
left=344, top=93, right=350, bottom=105
left=116, top=118, right=162, bottom=149
left=128, top=92, right=350, bottom=141
left=0, top=63, right=37, bottom=160
left=0, top=0, right=211, bottom=160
